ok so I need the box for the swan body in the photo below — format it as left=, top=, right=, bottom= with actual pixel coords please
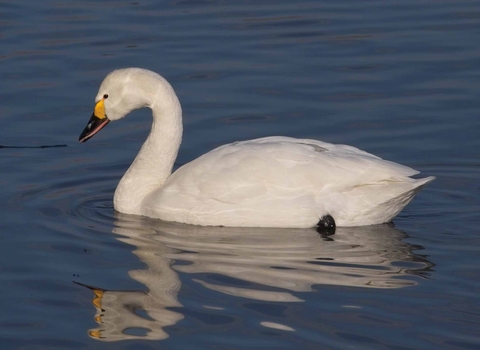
left=79, top=68, right=434, bottom=228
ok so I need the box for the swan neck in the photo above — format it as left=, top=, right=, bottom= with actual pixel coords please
left=147, top=103, right=183, bottom=181
left=114, top=90, right=182, bottom=215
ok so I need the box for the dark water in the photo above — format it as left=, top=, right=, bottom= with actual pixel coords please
left=1, top=0, right=480, bottom=349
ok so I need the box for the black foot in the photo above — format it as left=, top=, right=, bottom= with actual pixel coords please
left=316, top=215, right=336, bottom=236
left=318, top=215, right=335, bottom=229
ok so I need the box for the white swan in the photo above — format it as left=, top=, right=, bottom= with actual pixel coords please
left=79, top=68, right=434, bottom=228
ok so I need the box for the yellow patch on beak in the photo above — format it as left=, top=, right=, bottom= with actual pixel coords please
left=94, top=98, right=106, bottom=119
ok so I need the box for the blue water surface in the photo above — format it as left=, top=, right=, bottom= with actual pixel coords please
left=1, top=0, right=480, bottom=349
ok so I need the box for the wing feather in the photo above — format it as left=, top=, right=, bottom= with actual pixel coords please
left=160, top=136, right=419, bottom=206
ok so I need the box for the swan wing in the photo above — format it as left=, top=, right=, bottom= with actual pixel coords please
left=145, top=136, right=429, bottom=227
left=163, top=136, right=418, bottom=199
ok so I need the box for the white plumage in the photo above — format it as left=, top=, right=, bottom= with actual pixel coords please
left=79, top=68, right=434, bottom=228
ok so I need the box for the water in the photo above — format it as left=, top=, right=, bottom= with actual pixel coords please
left=1, top=0, right=480, bottom=348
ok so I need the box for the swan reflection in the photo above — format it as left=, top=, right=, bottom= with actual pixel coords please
left=82, top=214, right=432, bottom=341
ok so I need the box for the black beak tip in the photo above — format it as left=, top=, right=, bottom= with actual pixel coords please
left=79, top=114, right=109, bottom=144
left=79, top=133, right=89, bottom=143
left=79, top=128, right=92, bottom=143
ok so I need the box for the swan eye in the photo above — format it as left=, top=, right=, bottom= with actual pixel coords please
left=103, top=94, right=109, bottom=99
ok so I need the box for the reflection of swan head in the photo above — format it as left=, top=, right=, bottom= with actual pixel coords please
left=80, top=215, right=433, bottom=342
left=76, top=282, right=182, bottom=341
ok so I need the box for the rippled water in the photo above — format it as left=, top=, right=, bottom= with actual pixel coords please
left=1, top=0, right=480, bottom=349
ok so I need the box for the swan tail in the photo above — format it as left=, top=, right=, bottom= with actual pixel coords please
left=387, top=175, right=435, bottom=206
left=409, top=176, right=436, bottom=191
left=365, top=176, right=435, bottom=224
left=336, top=176, right=435, bottom=226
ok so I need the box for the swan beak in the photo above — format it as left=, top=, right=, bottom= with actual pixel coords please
left=79, top=114, right=110, bottom=143
left=79, top=98, right=110, bottom=143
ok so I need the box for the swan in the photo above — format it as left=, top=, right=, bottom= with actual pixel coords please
left=79, top=68, right=434, bottom=228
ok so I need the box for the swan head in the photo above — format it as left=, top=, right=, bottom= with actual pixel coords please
left=79, top=68, right=171, bottom=143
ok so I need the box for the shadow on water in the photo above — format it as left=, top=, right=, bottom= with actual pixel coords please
left=77, top=213, right=434, bottom=342
left=0, top=144, right=67, bottom=149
